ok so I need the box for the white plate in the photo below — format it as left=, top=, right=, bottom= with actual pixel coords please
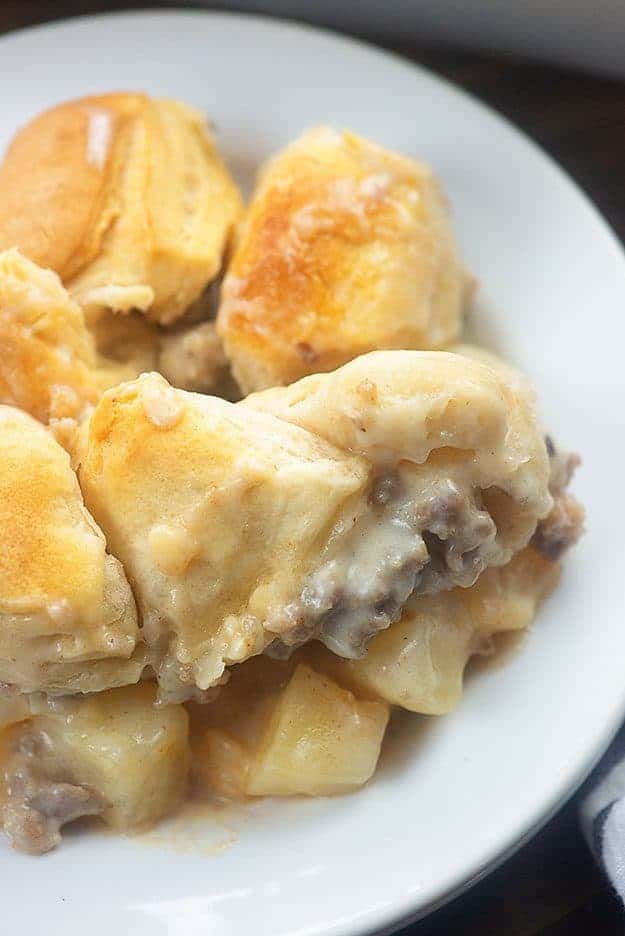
left=1, top=10, right=624, bottom=935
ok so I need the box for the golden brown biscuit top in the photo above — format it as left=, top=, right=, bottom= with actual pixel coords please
left=218, top=126, right=466, bottom=392
left=0, top=406, right=105, bottom=619
left=0, top=248, right=139, bottom=440
left=0, top=248, right=101, bottom=426
left=0, top=93, right=145, bottom=282
left=0, top=92, right=243, bottom=325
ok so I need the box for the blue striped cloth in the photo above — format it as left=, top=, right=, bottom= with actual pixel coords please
left=580, top=723, right=625, bottom=901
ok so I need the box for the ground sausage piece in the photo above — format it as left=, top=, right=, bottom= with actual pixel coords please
left=1, top=731, right=105, bottom=855
left=158, top=321, right=239, bottom=398
left=532, top=493, right=585, bottom=561
left=268, top=475, right=499, bottom=660
left=532, top=438, right=584, bottom=560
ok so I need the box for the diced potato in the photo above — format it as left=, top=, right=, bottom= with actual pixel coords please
left=191, top=658, right=389, bottom=799
left=465, top=546, right=560, bottom=636
left=30, top=682, right=190, bottom=829
left=189, top=655, right=293, bottom=747
left=193, top=728, right=250, bottom=799
left=245, top=664, right=389, bottom=796
left=189, top=655, right=293, bottom=800
left=309, top=546, right=560, bottom=716
left=0, top=696, right=32, bottom=806
left=307, top=592, right=475, bottom=715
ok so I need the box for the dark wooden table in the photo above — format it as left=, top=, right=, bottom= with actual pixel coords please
left=1, top=3, right=623, bottom=933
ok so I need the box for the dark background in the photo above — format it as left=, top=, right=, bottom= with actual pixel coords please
left=1, top=3, right=624, bottom=933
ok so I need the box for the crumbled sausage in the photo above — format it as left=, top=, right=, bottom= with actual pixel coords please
left=1, top=731, right=104, bottom=855
left=533, top=493, right=585, bottom=561
left=532, top=439, right=584, bottom=560
left=268, top=474, right=499, bottom=660
left=158, top=322, right=239, bottom=398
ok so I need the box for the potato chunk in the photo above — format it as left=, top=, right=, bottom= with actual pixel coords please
left=189, top=655, right=291, bottom=799
left=310, top=546, right=560, bottom=715
left=26, top=683, right=190, bottom=831
left=308, top=592, right=474, bottom=715
left=246, top=664, right=389, bottom=796
left=191, top=658, right=389, bottom=799
left=192, top=728, right=250, bottom=800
